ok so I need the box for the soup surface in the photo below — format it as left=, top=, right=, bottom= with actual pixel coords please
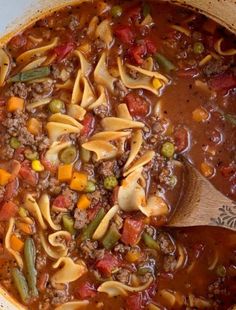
left=0, top=0, right=235, bottom=309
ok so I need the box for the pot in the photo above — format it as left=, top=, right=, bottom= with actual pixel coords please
left=0, top=0, right=235, bottom=309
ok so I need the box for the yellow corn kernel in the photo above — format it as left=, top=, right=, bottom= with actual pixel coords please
left=32, top=160, right=44, bottom=172
left=192, top=107, right=209, bottom=122
left=143, top=217, right=151, bottom=225
left=109, top=67, right=120, bottom=78
left=125, top=249, right=141, bottom=263
left=77, top=194, right=91, bottom=210
left=152, top=78, right=162, bottom=89
left=200, top=162, right=214, bottom=178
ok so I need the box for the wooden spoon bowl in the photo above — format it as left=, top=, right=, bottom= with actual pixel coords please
left=168, top=160, right=236, bottom=231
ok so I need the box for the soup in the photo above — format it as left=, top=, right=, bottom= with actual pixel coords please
left=0, top=0, right=235, bottom=309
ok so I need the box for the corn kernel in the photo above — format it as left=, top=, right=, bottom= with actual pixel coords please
left=32, top=160, right=44, bottom=172
left=200, top=162, right=214, bottom=178
left=126, top=249, right=141, bottom=263
left=192, top=107, right=209, bottom=122
left=152, top=78, right=162, bottom=89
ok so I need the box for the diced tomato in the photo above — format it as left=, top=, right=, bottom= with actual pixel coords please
left=9, top=34, right=27, bottom=49
left=4, top=179, right=19, bottom=201
left=114, top=25, right=135, bottom=44
left=54, top=42, right=75, bottom=61
left=81, top=113, right=95, bottom=138
left=128, top=39, right=157, bottom=65
left=144, top=39, right=157, bottom=54
left=128, top=44, right=147, bottom=65
left=87, top=204, right=101, bottom=221
left=96, top=253, right=119, bottom=277
left=19, top=163, right=38, bottom=187
left=121, top=218, right=144, bottom=246
left=53, top=195, right=71, bottom=210
left=174, top=127, right=189, bottom=153
left=75, top=281, right=97, bottom=299
left=9, top=160, right=21, bottom=180
left=177, top=68, right=199, bottom=78
left=0, top=201, right=18, bottom=221
left=40, top=154, right=57, bottom=173
left=125, top=293, right=143, bottom=310
left=13, top=147, right=25, bottom=162
left=151, top=215, right=168, bottom=227
left=126, top=5, right=141, bottom=21
left=220, top=165, right=236, bottom=178
left=209, top=73, right=236, bottom=92
left=38, top=273, right=49, bottom=292
left=125, top=93, right=149, bottom=117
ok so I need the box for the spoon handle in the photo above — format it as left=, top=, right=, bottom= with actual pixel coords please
left=168, top=162, right=236, bottom=231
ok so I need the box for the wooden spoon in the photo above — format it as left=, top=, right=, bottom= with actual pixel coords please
left=168, top=160, right=236, bottom=231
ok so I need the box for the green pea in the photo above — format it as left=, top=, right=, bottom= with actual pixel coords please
left=10, top=137, right=21, bottom=149
left=24, top=149, right=39, bottom=161
left=216, top=265, right=226, bottom=277
left=111, top=5, right=123, bottom=17
left=161, top=141, right=175, bottom=158
left=104, top=176, right=118, bottom=191
left=49, top=99, right=65, bottom=114
left=85, top=181, right=96, bottom=193
left=193, top=42, right=204, bottom=54
left=59, top=146, right=77, bottom=164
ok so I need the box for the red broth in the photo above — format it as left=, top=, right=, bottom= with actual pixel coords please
left=0, top=1, right=235, bottom=309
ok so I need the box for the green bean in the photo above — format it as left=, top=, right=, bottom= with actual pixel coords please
left=104, top=176, right=118, bottom=190
left=161, top=141, right=175, bottom=158
left=102, top=224, right=121, bottom=250
left=49, top=99, right=65, bottom=114
left=59, top=146, right=77, bottom=164
left=155, top=53, right=176, bottom=73
left=224, top=113, right=236, bottom=126
left=10, top=137, right=21, bottom=149
left=62, top=214, right=76, bottom=235
left=142, top=232, right=160, bottom=250
left=81, top=208, right=105, bottom=241
left=8, top=67, right=51, bottom=83
left=12, top=268, right=30, bottom=304
left=24, top=238, right=38, bottom=297
left=85, top=181, right=96, bottom=193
